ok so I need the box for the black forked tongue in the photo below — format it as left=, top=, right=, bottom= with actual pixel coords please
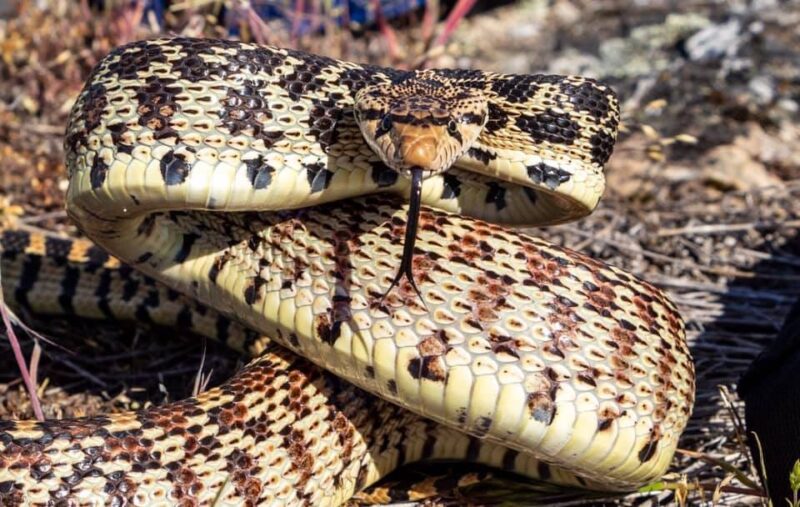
left=382, top=166, right=427, bottom=308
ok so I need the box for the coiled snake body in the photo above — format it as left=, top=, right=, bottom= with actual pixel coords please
left=0, top=38, right=694, bottom=505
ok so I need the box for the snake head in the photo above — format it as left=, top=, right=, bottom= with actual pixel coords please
left=354, top=77, right=488, bottom=179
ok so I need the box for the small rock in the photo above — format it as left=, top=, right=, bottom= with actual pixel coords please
left=547, top=50, right=602, bottom=77
left=778, top=99, right=798, bottom=114
left=750, top=0, right=779, bottom=10
left=748, top=75, right=776, bottom=105
left=700, top=144, right=783, bottom=191
left=685, top=19, right=744, bottom=62
left=698, top=124, right=800, bottom=190
left=738, top=123, right=800, bottom=172
left=597, top=13, right=710, bottom=77
left=508, top=23, right=540, bottom=40
left=503, top=54, right=534, bottom=75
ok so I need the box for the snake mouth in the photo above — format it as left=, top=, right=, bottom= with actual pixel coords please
left=400, top=131, right=438, bottom=169
left=382, top=166, right=425, bottom=305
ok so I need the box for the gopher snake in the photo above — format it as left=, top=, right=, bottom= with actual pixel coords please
left=0, top=38, right=694, bottom=505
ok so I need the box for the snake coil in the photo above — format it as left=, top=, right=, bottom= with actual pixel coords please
left=0, top=38, right=694, bottom=506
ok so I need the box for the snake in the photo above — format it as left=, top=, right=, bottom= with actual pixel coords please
left=0, top=37, right=695, bottom=505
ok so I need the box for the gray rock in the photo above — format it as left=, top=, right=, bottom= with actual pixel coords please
left=596, top=13, right=711, bottom=77
left=748, top=75, right=776, bottom=105
left=685, top=19, right=745, bottom=62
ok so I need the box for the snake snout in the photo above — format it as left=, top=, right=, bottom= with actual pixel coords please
left=399, top=132, right=439, bottom=176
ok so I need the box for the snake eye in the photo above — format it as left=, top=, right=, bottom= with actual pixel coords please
left=447, top=120, right=458, bottom=134
left=379, top=116, right=392, bottom=132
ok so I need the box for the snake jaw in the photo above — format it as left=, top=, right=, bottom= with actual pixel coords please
left=381, top=166, right=427, bottom=307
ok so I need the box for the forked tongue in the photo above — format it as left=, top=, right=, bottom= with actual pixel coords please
left=381, top=166, right=426, bottom=307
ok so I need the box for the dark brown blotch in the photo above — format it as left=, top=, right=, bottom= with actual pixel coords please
left=527, top=392, right=556, bottom=425
left=160, top=150, right=191, bottom=186
left=89, top=156, right=109, bottom=190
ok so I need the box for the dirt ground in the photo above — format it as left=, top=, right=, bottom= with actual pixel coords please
left=1, top=0, right=799, bottom=505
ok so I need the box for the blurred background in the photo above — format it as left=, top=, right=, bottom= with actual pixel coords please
left=0, top=0, right=799, bottom=505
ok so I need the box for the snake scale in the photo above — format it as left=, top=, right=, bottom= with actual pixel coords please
left=0, top=38, right=694, bottom=505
